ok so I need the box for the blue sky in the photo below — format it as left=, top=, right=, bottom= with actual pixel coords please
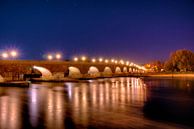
left=0, top=0, right=194, bottom=63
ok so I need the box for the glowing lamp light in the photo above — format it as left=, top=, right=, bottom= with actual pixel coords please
left=130, top=63, right=134, bottom=66
left=2, top=52, right=8, bottom=59
left=10, top=50, right=18, bottom=58
left=99, top=58, right=103, bottom=62
left=74, top=57, right=78, bottom=61
left=111, top=59, right=115, bottom=63
left=105, top=59, right=109, bottom=63
left=56, top=53, right=61, bottom=59
left=120, top=60, right=124, bottom=65
left=92, top=58, right=96, bottom=63
left=126, top=61, right=129, bottom=66
left=81, top=56, right=86, bottom=61
left=47, top=54, right=53, bottom=60
left=114, top=60, right=118, bottom=64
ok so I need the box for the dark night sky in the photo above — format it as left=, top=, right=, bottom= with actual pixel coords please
left=0, top=0, right=194, bottom=63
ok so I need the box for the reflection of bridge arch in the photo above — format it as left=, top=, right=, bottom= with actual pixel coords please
left=123, top=67, right=128, bottom=73
left=0, top=75, right=4, bottom=82
left=115, top=67, right=122, bottom=74
left=68, top=66, right=82, bottom=78
left=88, top=66, right=100, bottom=77
left=33, top=66, right=52, bottom=79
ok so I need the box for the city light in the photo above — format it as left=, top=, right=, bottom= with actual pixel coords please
left=81, top=56, right=86, bottom=61
left=47, top=54, right=53, bottom=60
left=114, top=60, right=118, bottom=64
left=45, top=53, right=62, bottom=60
left=10, top=50, right=18, bottom=58
left=2, top=52, right=8, bottom=59
left=74, top=57, right=78, bottom=61
left=92, top=58, right=96, bottom=63
left=0, top=50, right=19, bottom=59
left=105, top=59, right=109, bottom=63
left=55, top=53, right=61, bottom=60
left=120, top=60, right=124, bottom=65
left=126, top=61, right=129, bottom=66
left=111, top=59, right=115, bottom=63
left=130, top=63, right=134, bottom=66
left=99, top=58, right=103, bottom=62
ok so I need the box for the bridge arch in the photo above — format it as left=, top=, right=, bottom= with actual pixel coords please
left=123, top=67, right=128, bottom=73
left=33, top=66, right=52, bottom=79
left=103, top=67, right=112, bottom=76
left=134, top=68, right=138, bottom=73
left=129, top=68, right=132, bottom=73
left=88, top=66, right=100, bottom=77
left=0, top=75, right=4, bottom=82
left=115, top=67, right=122, bottom=74
left=68, top=66, right=82, bottom=78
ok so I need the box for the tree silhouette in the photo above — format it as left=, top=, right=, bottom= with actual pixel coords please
left=164, top=49, right=194, bottom=72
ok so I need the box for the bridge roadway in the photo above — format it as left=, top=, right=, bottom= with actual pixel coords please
left=0, top=60, right=144, bottom=82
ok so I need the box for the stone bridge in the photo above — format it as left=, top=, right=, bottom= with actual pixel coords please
left=0, top=60, right=144, bottom=82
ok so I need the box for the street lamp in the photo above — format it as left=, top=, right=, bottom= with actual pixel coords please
left=105, top=59, right=109, bottom=63
left=47, top=54, right=53, bottom=60
left=10, top=50, right=18, bottom=58
left=99, top=58, right=103, bottom=62
left=120, top=60, right=124, bottom=65
left=92, top=58, right=96, bottom=63
left=56, top=53, right=61, bottom=60
left=81, top=56, right=86, bottom=61
left=126, top=61, right=129, bottom=66
left=2, top=52, right=8, bottom=59
left=74, top=57, right=78, bottom=61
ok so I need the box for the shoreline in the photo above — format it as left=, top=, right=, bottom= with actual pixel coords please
left=0, top=81, right=30, bottom=87
left=0, top=74, right=145, bottom=86
left=1, top=73, right=194, bottom=87
left=146, top=73, right=194, bottom=78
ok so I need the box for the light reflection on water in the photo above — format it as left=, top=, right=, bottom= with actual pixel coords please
left=0, top=77, right=193, bottom=129
left=0, top=88, right=22, bottom=129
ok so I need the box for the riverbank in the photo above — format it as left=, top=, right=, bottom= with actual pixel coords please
left=2, top=73, right=191, bottom=85
left=146, top=73, right=194, bottom=78
left=0, top=81, right=30, bottom=87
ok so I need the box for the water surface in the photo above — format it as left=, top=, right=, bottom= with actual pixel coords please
left=0, top=77, right=193, bottom=129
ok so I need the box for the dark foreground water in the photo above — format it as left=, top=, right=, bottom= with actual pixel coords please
left=0, top=77, right=194, bottom=129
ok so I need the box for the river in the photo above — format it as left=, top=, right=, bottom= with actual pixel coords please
left=0, top=77, right=193, bottom=129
